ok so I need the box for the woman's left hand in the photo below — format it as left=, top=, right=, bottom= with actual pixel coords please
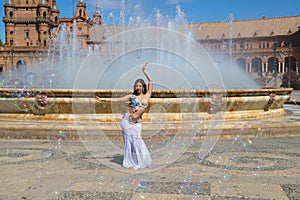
left=142, top=62, right=148, bottom=71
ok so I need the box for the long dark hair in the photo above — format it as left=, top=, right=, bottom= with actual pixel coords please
left=133, top=78, right=147, bottom=95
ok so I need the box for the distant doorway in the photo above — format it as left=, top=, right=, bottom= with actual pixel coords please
left=16, top=60, right=27, bottom=73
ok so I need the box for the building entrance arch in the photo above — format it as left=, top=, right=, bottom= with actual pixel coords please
left=236, top=58, right=246, bottom=71
left=16, top=60, right=27, bottom=72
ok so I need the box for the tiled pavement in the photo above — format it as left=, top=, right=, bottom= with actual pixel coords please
left=0, top=133, right=299, bottom=199
left=0, top=90, right=300, bottom=200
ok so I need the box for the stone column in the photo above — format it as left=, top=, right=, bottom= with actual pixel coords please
left=249, top=63, right=252, bottom=72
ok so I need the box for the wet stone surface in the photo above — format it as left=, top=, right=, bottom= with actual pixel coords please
left=0, top=147, right=66, bottom=165
left=281, top=184, right=300, bottom=200
left=59, top=191, right=134, bottom=200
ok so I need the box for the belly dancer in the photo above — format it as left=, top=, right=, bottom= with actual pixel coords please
left=96, top=62, right=152, bottom=169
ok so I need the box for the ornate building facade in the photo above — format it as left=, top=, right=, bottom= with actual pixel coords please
left=0, top=0, right=299, bottom=86
left=0, top=0, right=102, bottom=72
left=190, top=16, right=300, bottom=83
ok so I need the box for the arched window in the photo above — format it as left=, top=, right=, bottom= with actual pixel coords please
left=268, top=57, right=278, bottom=73
left=16, top=60, right=27, bottom=72
left=236, top=58, right=246, bottom=71
left=252, top=58, right=262, bottom=75
left=79, top=9, right=82, bottom=17
left=9, top=11, right=13, bottom=18
left=43, top=11, right=47, bottom=18
left=284, top=56, right=297, bottom=72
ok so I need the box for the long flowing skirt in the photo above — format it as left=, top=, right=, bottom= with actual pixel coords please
left=121, top=115, right=151, bottom=170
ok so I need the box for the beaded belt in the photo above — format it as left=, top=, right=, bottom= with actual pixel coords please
left=123, top=113, right=141, bottom=124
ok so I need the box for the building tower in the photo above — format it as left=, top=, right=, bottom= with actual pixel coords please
left=3, top=0, right=15, bottom=46
left=50, top=0, right=60, bottom=33
left=3, top=0, right=59, bottom=48
left=2, top=0, right=60, bottom=70
left=73, top=0, right=90, bottom=47
left=75, top=0, right=87, bottom=19
left=87, top=5, right=105, bottom=45
left=37, top=0, right=52, bottom=47
left=93, top=5, right=102, bottom=25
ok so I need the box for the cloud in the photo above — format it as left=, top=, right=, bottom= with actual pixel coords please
left=168, top=0, right=191, bottom=4
left=86, top=0, right=121, bottom=10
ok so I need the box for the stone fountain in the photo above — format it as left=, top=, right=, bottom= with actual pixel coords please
left=0, top=87, right=292, bottom=136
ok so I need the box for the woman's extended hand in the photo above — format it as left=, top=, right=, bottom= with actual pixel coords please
left=142, top=62, right=148, bottom=72
left=141, top=62, right=153, bottom=95
left=95, top=96, right=106, bottom=102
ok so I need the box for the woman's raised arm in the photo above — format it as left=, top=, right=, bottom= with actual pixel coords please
left=142, top=62, right=153, bottom=96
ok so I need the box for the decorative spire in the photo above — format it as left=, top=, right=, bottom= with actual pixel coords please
left=93, top=4, right=102, bottom=25
left=40, top=0, right=47, bottom=4
left=95, top=5, right=99, bottom=14
left=52, top=0, right=58, bottom=9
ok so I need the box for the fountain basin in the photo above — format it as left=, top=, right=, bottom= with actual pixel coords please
left=0, top=88, right=292, bottom=115
left=0, top=87, right=297, bottom=140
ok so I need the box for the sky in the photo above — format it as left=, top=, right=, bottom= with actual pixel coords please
left=0, top=0, right=300, bottom=43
